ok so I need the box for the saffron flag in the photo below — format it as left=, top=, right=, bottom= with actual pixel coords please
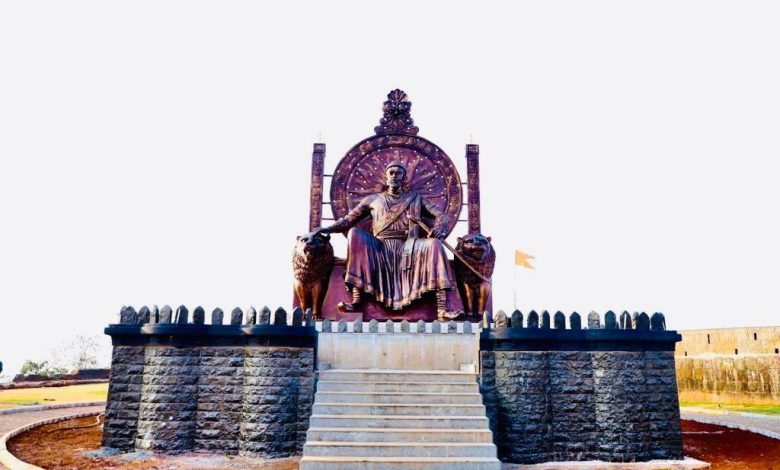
left=515, top=250, right=535, bottom=269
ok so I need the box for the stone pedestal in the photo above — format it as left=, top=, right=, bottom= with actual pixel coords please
left=479, top=324, right=684, bottom=464
left=103, top=313, right=317, bottom=458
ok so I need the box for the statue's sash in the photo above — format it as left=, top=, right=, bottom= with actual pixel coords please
left=373, top=191, right=419, bottom=237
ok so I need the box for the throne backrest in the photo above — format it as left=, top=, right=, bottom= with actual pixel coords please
left=307, top=89, right=483, bottom=240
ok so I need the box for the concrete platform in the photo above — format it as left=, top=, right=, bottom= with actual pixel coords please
left=317, top=333, right=478, bottom=370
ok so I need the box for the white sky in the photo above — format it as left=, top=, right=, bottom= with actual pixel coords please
left=1, top=1, right=779, bottom=377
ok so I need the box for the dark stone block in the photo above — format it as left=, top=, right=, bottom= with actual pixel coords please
left=553, top=311, right=566, bottom=329
left=510, top=310, right=523, bottom=328
left=274, top=307, right=287, bottom=325
left=138, top=306, right=150, bottom=324
left=160, top=305, right=173, bottom=323
left=636, top=312, right=650, bottom=330
left=291, top=307, right=303, bottom=327
left=211, top=308, right=224, bottom=325
left=527, top=310, right=539, bottom=329
left=175, top=305, right=188, bottom=324
left=260, top=306, right=272, bottom=325
left=620, top=311, right=632, bottom=329
left=230, top=307, right=243, bottom=326
left=193, top=306, right=205, bottom=325
left=570, top=312, right=581, bottom=330
left=604, top=311, right=617, bottom=329
left=651, top=312, right=666, bottom=331
left=120, top=306, right=138, bottom=324
left=541, top=311, right=551, bottom=329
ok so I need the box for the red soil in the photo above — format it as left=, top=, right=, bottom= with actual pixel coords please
left=681, top=419, right=780, bottom=469
left=7, top=417, right=780, bottom=469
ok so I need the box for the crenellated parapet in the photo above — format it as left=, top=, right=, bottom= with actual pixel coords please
left=484, top=309, right=669, bottom=332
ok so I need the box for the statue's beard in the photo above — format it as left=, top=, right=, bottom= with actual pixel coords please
left=386, top=182, right=403, bottom=194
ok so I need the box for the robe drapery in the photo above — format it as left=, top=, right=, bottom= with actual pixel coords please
left=328, top=190, right=456, bottom=310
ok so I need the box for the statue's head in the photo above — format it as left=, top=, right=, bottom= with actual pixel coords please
left=384, top=161, right=407, bottom=191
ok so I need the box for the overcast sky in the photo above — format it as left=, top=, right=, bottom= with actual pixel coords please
left=1, top=1, right=778, bottom=377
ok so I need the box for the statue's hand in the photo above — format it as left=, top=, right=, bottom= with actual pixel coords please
left=312, top=227, right=331, bottom=240
left=429, top=227, right=445, bottom=239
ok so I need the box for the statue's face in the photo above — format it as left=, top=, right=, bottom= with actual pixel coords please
left=385, top=166, right=406, bottom=190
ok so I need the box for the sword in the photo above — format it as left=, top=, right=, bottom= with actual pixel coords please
left=409, top=216, right=492, bottom=285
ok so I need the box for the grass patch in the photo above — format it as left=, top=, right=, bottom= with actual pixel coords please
left=680, top=401, right=780, bottom=415
left=0, top=383, right=107, bottom=409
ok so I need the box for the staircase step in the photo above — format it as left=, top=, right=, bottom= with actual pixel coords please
left=309, top=414, right=489, bottom=429
left=313, top=403, right=486, bottom=416
left=303, top=441, right=498, bottom=458
left=316, top=380, right=479, bottom=393
left=320, top=369, right=478, bottom=384
left=306, top=427, right=495, bottom=443
left=299, top=456, right=501, bottom=470
left=315, top=391, right=483, bottom=404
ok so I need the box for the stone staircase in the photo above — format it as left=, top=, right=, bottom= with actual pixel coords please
left=299, top=369, right=501, bottom=470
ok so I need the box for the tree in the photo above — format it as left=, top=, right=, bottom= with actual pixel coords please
left=19, top=359, right=66, bottom=377
left=52, top=335, right=101, bottom=372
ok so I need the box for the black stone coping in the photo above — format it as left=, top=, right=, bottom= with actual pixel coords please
left=480, top=328, right=682, bottom=352
left=105, top=324, right=318, bottom=348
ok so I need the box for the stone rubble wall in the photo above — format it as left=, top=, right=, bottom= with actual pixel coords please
left=675, top=327, right=780, bottom=404
left=102, top=305, right=317, bottom=459
left=480, top=310, right=683, bottom=464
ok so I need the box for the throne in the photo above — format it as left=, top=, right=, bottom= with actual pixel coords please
left=294, top=89, right=492, bottom=322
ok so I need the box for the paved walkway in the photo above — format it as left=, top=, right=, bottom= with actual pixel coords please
left=681, top=407, right=780, bottom=440
left=0, top=404, right=105, bottom=469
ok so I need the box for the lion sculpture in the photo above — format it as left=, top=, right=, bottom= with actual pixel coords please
left=454, top=233, right=495, bottom=321
left=293, top=232, right=334, bottom=319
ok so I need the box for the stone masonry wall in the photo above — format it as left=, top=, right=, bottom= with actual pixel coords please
left=103, top=305, right=317, bottom=457
left=136, top=347, right=199, bottom=452
left=480, top=310, right=683, bottom=464
left=675, top=327, right=780, bottom=404
left=240, top=347, right=315, bottom=457
left=197, top=347, right=244, bottom=453
left=102, top=346, right=145, bottom=449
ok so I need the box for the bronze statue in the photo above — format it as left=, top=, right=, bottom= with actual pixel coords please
left=292, top=232, right=334, bottom=320
left=316, top=162, right=461, bottom=319
left=454, top=233, right=495, bottom=321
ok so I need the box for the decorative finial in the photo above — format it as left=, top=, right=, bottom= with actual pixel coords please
left=374, top=89, right=419, bottom=136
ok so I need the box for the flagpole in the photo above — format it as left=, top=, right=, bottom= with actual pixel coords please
left=513, top=266, right=517, bottom=310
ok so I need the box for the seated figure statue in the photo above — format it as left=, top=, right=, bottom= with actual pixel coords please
left=316, top=161, right=460, bottom=319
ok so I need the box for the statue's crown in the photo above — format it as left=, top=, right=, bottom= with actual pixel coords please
left=384, top=160, right=408, bottom=173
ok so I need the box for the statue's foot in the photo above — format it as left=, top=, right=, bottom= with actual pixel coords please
left=337, top=301, right=362, bottom=313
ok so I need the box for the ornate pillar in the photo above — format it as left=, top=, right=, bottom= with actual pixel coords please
left=309, top=143, right=326, bottom=232
left=465, top=144, right=481, bottom=234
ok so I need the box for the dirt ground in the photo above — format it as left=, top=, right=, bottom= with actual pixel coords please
left=681, top=419, right=780, bottom=469
left=7, top=417, right=780, bottom=469
left=6, top=416, right=299, bottom=470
